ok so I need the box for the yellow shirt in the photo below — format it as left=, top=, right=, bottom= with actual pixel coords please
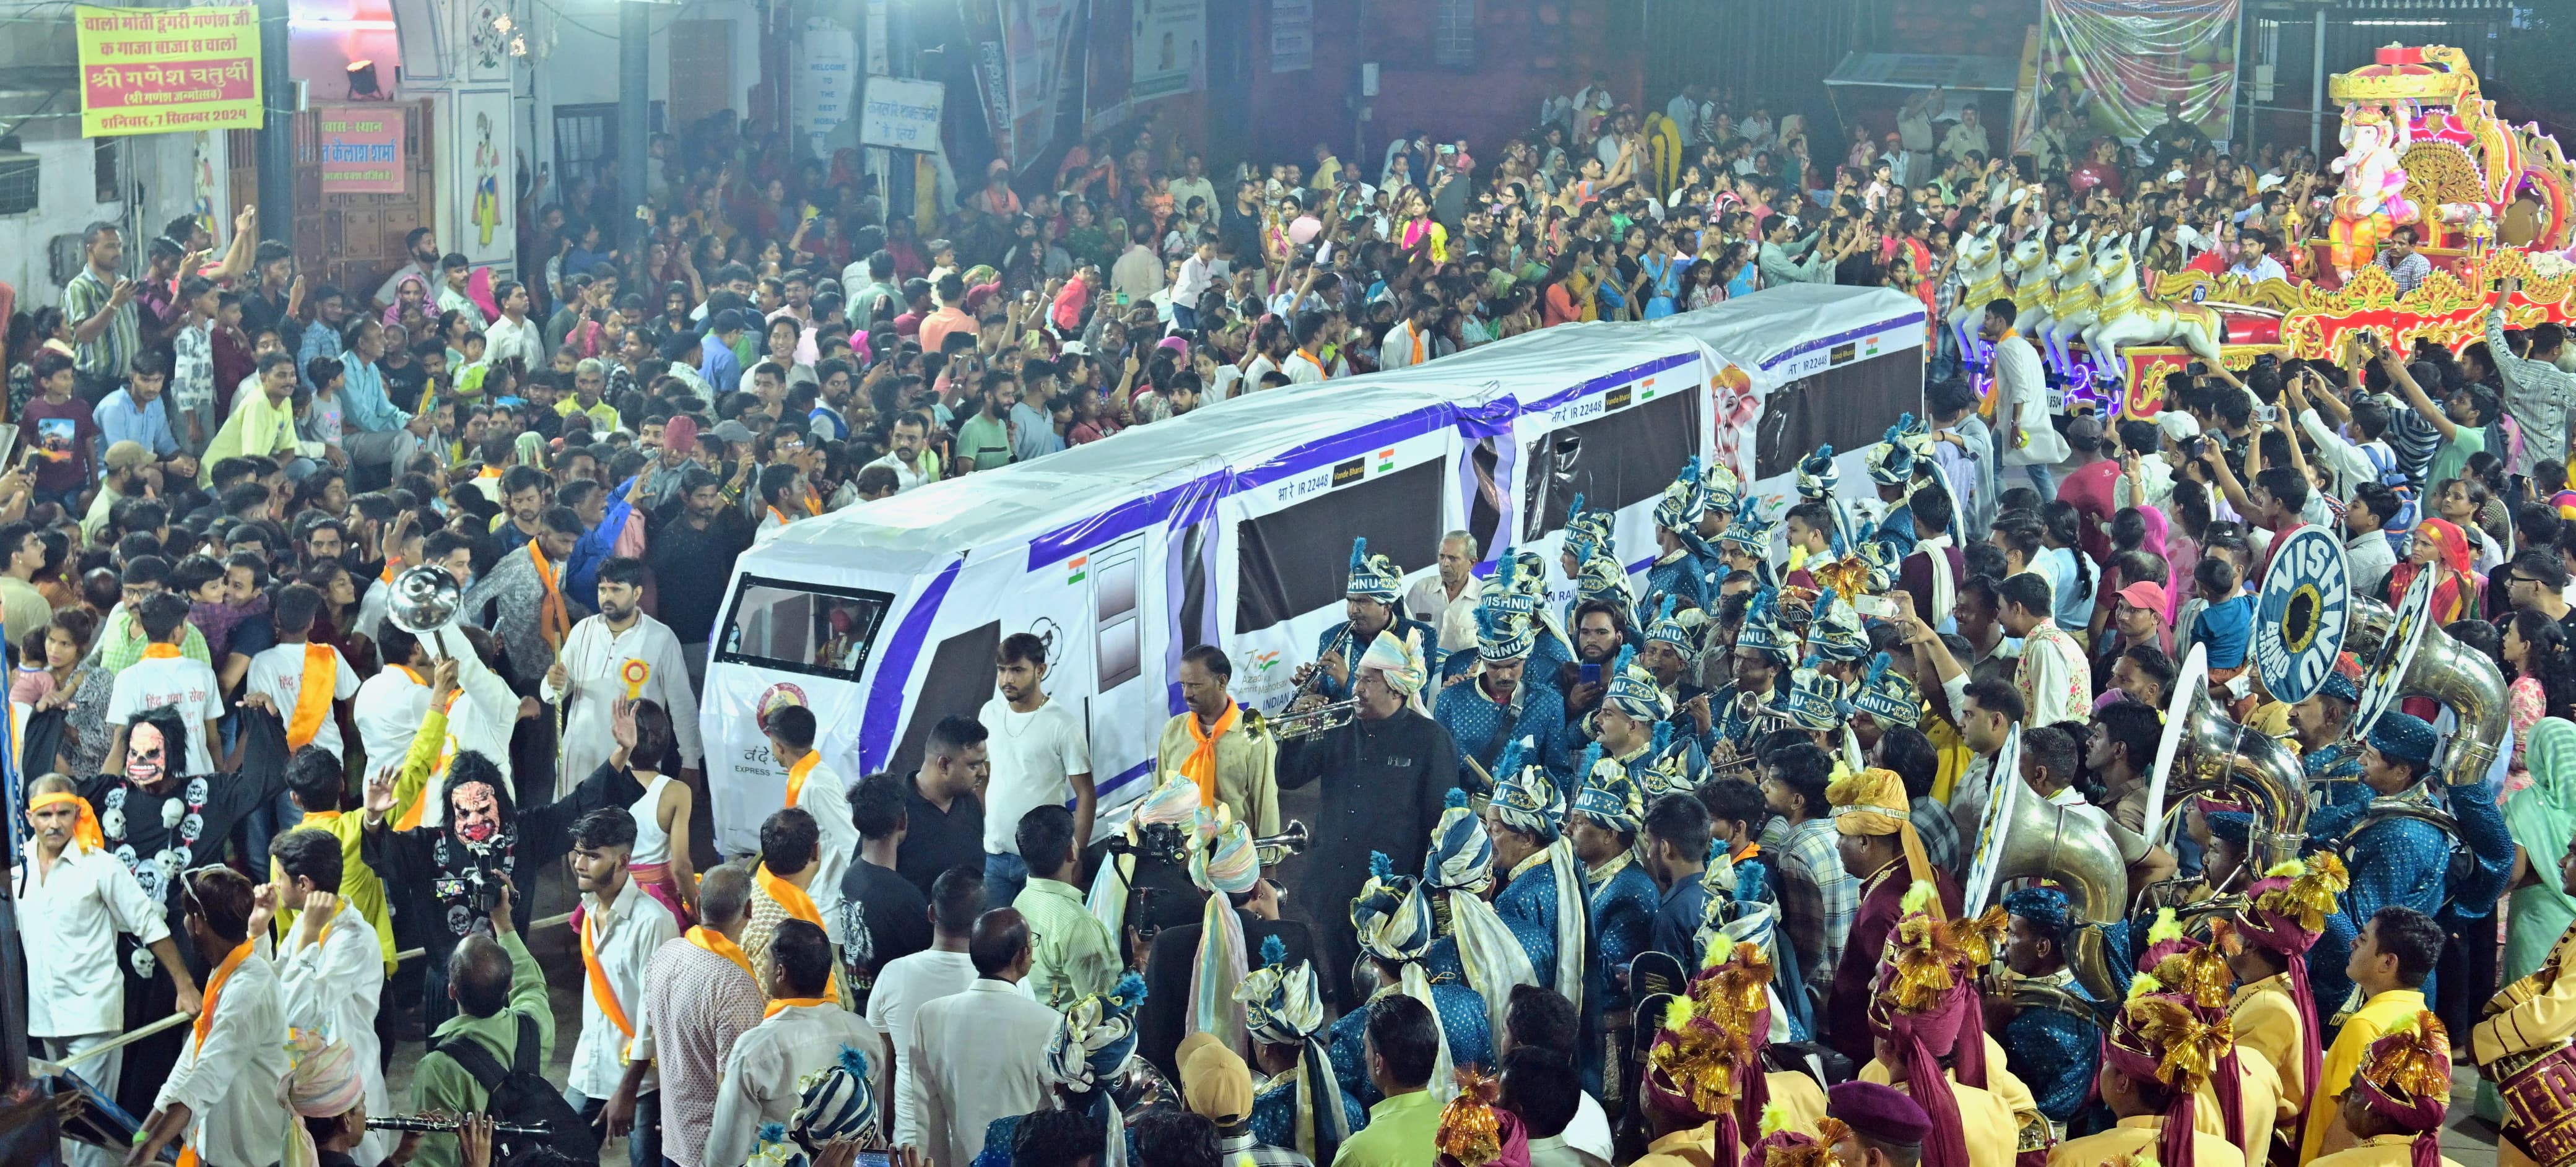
left=2048, top=1115, right=2245, bottom=1167
left=1884, top=1071, right=2019, bottom=1167
left=2188, top=1043, right=2282, bottom=1165
left=1862, top=1033, right=2042, bottom=1124
left=199, top=387, right=302, bottom=487
left=2476, top=919, right=2576, bottom=1065
left=554, top=396, right=622, bottom=433
left=1333, top=1089, right=1442, bottom=1167
left=1925, top=710, right=1973, bottom=803
left=1767, top=1070, right=1827, bottom=1137
left=1630, top=1125, right=1718, bottom=1167
left=271, top=704, right=445, bottom=973
left=2229, top=974, right=2310, bottom=1127
left=2300, top=988, right=2428, bottom=1165
left=2306, top=1134, right=2465, bottom=1167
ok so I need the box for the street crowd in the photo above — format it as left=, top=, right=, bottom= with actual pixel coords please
left=1, top=62, right=2575, bottom=1167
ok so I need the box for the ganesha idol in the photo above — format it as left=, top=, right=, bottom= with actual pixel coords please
left=2328, top=104, right=2420, bottom=279
left=2323, top=45, right=2576, bottom=277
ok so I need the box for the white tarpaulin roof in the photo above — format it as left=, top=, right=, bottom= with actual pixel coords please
left=749, top=319, right=1720, bottom=573
left=1650, top=284, right=1926, bottom=380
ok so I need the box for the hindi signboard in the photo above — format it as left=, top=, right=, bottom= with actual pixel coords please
left=859, top=77, right=944, bottom=150
left=77, top=4, right=264, bottom=137
left=319, top=107, right=405, bottom=194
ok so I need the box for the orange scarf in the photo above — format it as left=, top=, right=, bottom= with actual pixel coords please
left=1181, top=700, right=1240, bottom=809
left=175, top=937, right=256, bottom=1167
left=755, top=862, right=837, bottom=995
left=27, top=791, right=102, bottom=851
left=687, top=926, right=756, bottom=981
left=756, top=862, right=822, bottom=927
left=284, top=643, right=339, bottom=748
left=1409, top=323, right=1425, bottom=367
left=388, top=669, right=462, bottom=832
left=764, top=995, right=832, bottom=1019
left=783, top=752, right=821, bottom=809
left=193, top=939, right=255, bottom=1053
left=527, top=539, right=572, bottom=653
left=141, top=643, right=183, bottom=661
left=1295, top=349, right=1328, bottom=380
left=580, top=902, right=637, bottom=1054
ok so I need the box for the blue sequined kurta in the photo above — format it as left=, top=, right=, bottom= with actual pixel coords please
left=2304, top=742, right=2370, bottom=849
left=1495, top=854, right=1569, bottom=1000
left=1313, top=616, right=1445, bottom=700
left=1250, top=1073, right=1369, bottom=1150
left=1528, top=628, right=1575, bottom=688
left=2001, top=982, right=2102, bottom=1125
left=974, top=1111, right=1139, bottom=1167
left=1645, top=552, right=1711, bottom=614
left=1328, top=981, right=1495, bottom=1109
left=1870, top=504, right=1920, bottom=557
left=1587, top=857, right=1660, bottom=1015
left=1704, top=680, right=1771, bottom=757
left=1434, top=674, right=1570, bottom=783
left=2312, top=812, right=2450, bottom=1015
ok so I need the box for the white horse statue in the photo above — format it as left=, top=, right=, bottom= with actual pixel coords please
left=2041, top=232, right=2099, bottom=377
left=2084, top=235, right=2226, bottom=388
left=2008, top=230, right=2057, bottom=344
left=1948, top=225, right=2008, bottom=358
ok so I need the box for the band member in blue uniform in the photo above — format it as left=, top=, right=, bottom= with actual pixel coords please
left=1434, top=601, right=1568, bottom=788
left=1333, top=852, right=1492, bottom=1110
left=1237, top=935, right=1363, bottom=1160
left=1297, top=537, right=1442, bottom=703
left=1568, top=750, right=1658, bottom=1117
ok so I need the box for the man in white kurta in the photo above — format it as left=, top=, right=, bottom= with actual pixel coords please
left=401, top=624, right=525, bottom=829
left=257, top=828, right=391, bottom=1165
left=139, top=874, right=291, bottom=1167
left=16, top=781, right=201, bottom=1167
left=911, top=927, right=1063, bottom=1167
left=702, top=931, right=892, bottom=1167
left=541, top=558, right=702, bottom=799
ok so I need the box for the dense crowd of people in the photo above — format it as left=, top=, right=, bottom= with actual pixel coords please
left=4, top=65, right=2576, bottom=1167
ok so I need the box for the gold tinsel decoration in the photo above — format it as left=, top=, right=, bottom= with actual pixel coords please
left=2357, top=1010, right=2452, bottom=1105
left=2120, top=996, right=2235, bottom=1093
left=1647, top=993, right=1754, bottom=1114
left=1689, top=942, right=1775, bottom=1030
left=2255, top=852, right=2351, bottom=935
left=1436, top=1067, right=1505, bottom=1167
left=1809, top=555, right=1872, bottom=602
left=2148, top=944, right=2235, bottom=1011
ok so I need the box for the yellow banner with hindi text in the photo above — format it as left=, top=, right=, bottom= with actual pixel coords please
left=77, top=5, right=264, bottom=137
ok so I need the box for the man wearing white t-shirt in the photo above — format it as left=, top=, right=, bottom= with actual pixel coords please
left=864, top=866, right=983, bottom=1152
left=975, top=632, right=1093, bottom=909
left=242, top=584, right=362, bottom=760
left=102, top=594, right=224, bottom=780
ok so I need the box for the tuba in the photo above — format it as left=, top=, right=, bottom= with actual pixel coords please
left=2344, top=589, right=2510, bottom=786
left=2150, top=649, right=2311, bottom=873
left=1966, top=727, right=2133, bottom=1005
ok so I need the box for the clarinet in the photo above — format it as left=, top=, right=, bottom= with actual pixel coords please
left=367, top=1116, right=557, bottom=1137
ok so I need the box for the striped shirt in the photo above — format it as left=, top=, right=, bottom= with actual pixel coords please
left=63, top=267, right=139, bottom=378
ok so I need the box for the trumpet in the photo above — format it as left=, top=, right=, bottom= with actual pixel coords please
left=1253, top=820, right=1311, bottom=865
left=1267, top=699, right=1357, bottom=740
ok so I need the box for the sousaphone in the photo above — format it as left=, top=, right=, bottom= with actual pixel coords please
left=2144, top=641, right=2308, bottom=874
left=2345, top=562, right=2510, bottom=783
left=1959, top=722, right=2131, bottom=1005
